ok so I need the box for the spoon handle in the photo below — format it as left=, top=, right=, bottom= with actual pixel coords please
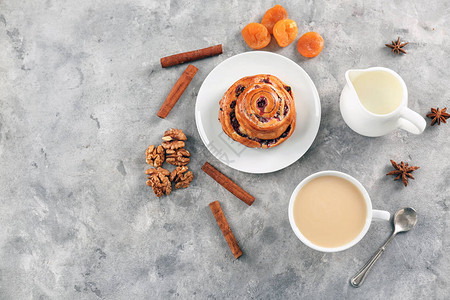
left=350, top=232, right=396, bottom=287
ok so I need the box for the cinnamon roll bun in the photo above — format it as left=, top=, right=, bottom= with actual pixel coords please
left=219, top=74, right=296, bottom=148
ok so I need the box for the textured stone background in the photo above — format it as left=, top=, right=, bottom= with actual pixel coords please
left=0, top=0, right=449, bottom=299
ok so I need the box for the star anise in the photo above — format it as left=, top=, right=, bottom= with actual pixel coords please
left=385, top=37, right=408, bottom=55
left=426, top=107, right=450, bottom=126
left=386, top=160, right=419, bottom=187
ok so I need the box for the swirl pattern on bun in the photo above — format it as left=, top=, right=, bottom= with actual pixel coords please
left=219, top=74, right=296, bottom=148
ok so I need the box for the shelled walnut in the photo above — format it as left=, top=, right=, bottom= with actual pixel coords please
left=146, top=167, right=171, bottom=197
left=162, top=128, right=187, bottom=150
left=166, top=148, right=190, bottom=166
left=145, top=145, right=165, bottom=167
left=170, top=166, right=194, bottom=189
left=145, top=128, right=193, bottom=197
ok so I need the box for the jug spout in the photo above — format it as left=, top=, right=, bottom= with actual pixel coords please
left=345, top=69, right=366, bottom=85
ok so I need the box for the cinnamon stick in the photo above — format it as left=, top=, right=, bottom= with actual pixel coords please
left=157, top=64, right=198, bottom=118
left=209, top=201, right=242, bottom=259
left=161, top=44, right=223, bottom=68
left=202, top=162, right=255, bottom=206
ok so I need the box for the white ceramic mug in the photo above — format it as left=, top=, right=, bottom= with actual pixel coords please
left=340, top=67, right=426, bottom=137
left=288, top=171, right=390, bottom=252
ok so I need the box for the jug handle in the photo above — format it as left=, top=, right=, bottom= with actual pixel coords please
left=398, top=107, right=426, bottom=134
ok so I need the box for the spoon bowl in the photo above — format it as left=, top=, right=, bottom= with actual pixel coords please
left=393, top=207, right=417, bottom=233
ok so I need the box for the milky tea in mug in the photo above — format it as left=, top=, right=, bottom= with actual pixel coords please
left=292, top=176, right=367, bottom=248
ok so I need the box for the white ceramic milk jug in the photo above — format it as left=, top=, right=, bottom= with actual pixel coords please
left=340, top=67, right=425, bottom=137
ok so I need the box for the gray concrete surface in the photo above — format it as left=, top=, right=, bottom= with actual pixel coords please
left=1, top=0, right=449, bottom=299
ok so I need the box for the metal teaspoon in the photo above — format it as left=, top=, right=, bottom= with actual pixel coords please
left=350, top=207, right=418, bottom=287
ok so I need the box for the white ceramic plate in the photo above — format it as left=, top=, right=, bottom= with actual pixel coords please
left=195, top=51, right=321, bottom=174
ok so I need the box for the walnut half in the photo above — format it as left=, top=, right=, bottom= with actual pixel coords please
left=145, top=145, right=165, bottom=167
left=162, top=128, right=187, bottom=150
left=166, top=148, right=190, bottom=166
left=146, top=167, right=171, bottom=197
left=170, top=166, right=194, bottom=189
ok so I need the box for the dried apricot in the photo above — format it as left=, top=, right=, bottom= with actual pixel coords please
left=297, top=32, right=324, bottom=58
left=261, top=5, right=288, bottom=35
left=241, top=23, right=271, bottom=50
left=273, top=19, right=298, bottom=47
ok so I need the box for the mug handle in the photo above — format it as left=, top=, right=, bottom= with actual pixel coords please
left=397, top=107, right=426, bottom=134
left=372, top=209, right=390, bottom=221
